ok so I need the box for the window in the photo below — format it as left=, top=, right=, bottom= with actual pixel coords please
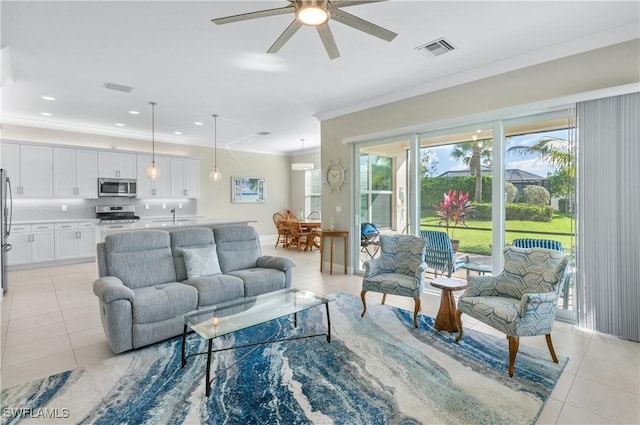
left=360, top=153, right=393, bottom=228
left=305, top=169, right=321, bottom=216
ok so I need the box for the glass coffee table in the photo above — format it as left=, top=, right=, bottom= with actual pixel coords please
left=180, top=288, right=333, bottom=396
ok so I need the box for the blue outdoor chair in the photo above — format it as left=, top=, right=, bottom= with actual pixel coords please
left=512, top=238, right=572, bottom=309
left=512, top=238, right=564, bottom=253
left=420, top=230, right=468, bottom=278
left=360, top=222, right=381, bottom=259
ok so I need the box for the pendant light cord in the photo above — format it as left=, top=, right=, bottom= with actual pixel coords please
left=213, top=114, right=218, bottom=168
left=150, top=102, right=156, bottom=163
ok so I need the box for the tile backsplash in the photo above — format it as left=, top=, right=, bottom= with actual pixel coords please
left=11, top=198, right=198, bottom=222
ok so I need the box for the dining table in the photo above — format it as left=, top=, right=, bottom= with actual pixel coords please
left=298, top=220, right=322, bottom=249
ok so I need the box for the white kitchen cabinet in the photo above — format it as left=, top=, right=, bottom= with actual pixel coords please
left=54, top=222, right=96, bottom=260
left=53, top=147, right=98, bottom=198
left=136, top=154, right=171, bottom=198
left=7, top=224, right=55, bottom=265
left=170, top=157, right=200, bottom=198
left=98, top=151, right=137, bottom=179
left=1, top=143, right=53, bottom=197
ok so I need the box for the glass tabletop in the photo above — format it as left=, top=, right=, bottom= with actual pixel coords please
left=462, top=262, right=492, bottom=272
left=182, top=288, right=332, bottom=340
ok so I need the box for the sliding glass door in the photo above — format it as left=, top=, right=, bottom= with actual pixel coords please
left=352, top=110, right=577, bottom=321
left=355, top=138, right=411, bottom=272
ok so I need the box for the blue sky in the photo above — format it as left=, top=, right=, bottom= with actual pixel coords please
left=426, top=129, right=570, bottom=178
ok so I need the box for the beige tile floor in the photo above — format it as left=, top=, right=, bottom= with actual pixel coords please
left=1, top=239, right=638, bottom=424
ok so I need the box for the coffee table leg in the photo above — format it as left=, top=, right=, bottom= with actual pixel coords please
left=206, top=339, right=213, bottom=397
left=294, top=312, right=297, bottom=328
left=181, top=324, right=187, bottom=368
left=325, top=303, right=331, bottom=343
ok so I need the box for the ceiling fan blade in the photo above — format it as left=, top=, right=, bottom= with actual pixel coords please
left=330, top=8, right=397, bottom=42
left=212, top=6, right=295, bottom=25
left=267, top=20, right=303, bottom=53
left=316, top=23, right=340, bottom=60
left=329, top=0, right=386, bottom=8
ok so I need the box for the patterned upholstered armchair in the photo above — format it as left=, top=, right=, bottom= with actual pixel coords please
left=455, top=246, right=570, bottom=377
left=360, top=234, right=427, bottom=328
left=420, top=230, right=468, bottom=277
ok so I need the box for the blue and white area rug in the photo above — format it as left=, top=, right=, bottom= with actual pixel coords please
left=1, top=292, right=567, bottom=424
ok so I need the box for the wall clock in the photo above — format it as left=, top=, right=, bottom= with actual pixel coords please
left=326, top=160, right=347, bottom=192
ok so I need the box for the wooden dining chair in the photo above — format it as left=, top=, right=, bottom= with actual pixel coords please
left=284, top=219, right=315, bottom=252
left=272, top=211, right=290, bottom=248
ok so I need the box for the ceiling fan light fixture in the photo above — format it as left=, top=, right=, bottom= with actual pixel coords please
left=296, top=1, right=329, bottom=26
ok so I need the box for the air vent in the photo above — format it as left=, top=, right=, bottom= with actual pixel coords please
left=103, top=82, right=133, bottom=93
left=415, top=38, right=456, bottom=57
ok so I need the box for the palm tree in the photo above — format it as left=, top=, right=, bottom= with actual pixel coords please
left=507, top=137, right=573, bottom=170
left=451, top=139, right=492, bottom=202
left=508, top=136, right=575, bottom=209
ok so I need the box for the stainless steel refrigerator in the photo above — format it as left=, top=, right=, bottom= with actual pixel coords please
left=1, top=168, right=13, bottom=293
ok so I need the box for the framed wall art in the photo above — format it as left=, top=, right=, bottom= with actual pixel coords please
left=232, top=176, right=266, bottom=203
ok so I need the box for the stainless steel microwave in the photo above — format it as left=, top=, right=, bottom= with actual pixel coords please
left=98, top=178, right=137, bottom=197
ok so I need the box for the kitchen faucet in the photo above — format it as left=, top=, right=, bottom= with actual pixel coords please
left=170, top=207, right=176, bottom=224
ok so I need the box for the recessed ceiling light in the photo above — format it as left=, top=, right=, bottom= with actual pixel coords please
left=115, top=123, right=125, bottom=127
left=194, top=122, right=203, bottom=126
left=42, top=96, right=56, bottom=101
left=174, top=131, right=183, bottom=135
left=41, top=112, right=52, bottom=116
left=128, top=110, right=140, bottom=115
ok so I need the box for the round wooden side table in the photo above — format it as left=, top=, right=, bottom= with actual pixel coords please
left=430, top=277, right=467, bottom=333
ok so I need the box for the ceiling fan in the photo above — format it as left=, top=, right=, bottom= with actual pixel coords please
left=211, top=0, right=397, bottom=60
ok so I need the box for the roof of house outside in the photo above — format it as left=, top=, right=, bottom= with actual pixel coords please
left=437, top=168, right=548, bottom=184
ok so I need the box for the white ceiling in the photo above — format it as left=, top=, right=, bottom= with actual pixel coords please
left=1, top=1, right=638, bottom=156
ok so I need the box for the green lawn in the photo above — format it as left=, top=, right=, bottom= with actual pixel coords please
left=420, top=212, right=575, bottom=255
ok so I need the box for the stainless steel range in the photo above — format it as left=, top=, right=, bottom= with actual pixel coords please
left=96, top=205, right=140, bottom=224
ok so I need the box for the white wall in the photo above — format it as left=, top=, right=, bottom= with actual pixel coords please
left=320, top=39, right=640, bottom=269
left=0, top=125, right=293, bottom=236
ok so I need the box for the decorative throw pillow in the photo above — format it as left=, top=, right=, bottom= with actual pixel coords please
left=183, top=245, right=222, bottom=279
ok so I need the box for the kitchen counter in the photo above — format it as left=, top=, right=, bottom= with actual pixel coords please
left=97, top=218, right=257, bottom=240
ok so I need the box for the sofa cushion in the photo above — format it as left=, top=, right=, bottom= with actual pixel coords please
left=182, top=274, right=245, bottom=307
left=106, top=230, right=177, bottom=289
left=183, top=245, right=222, bottom=279
left=213, top=225, right=261, bottom=273
left=132, top=282, right=198, bottom=324
left=227, top=268, right=286, bottom=297
left=170, top=228, right=216, bottom=282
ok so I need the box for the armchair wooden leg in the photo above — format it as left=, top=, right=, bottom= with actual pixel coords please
left=381, top=293, right=387, bottom=305
left=360, top=291, right=367, bottom=318
left=507, top=335, right=520, bottom=377
left=454, top=310, right=464, bottom=342
left=413, top=297, right=421, bottom=328
left=545, top=334, right=559, bottom=363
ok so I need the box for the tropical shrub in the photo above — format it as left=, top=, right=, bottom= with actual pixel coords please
left=507, top=204, right=554, bottom=222
left=520, top=185, right=550, bottom=206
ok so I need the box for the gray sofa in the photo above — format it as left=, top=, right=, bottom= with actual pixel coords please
left=93, top=225, right=295, bottom=353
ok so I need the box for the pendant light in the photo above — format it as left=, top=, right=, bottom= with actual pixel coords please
left=291, top=138, right=314, bottom=171
left=209, top=114, right=222, bottom=182
left=146, top=101, right=160, bottom=180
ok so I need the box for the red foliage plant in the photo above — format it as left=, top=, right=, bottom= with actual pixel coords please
left=435, top=190, right=476, bottom=240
